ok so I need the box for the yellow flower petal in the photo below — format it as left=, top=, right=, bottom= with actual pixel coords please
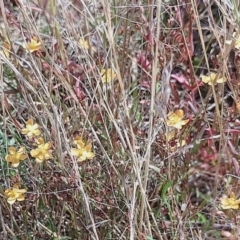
left=73, top=138, right=85, bottom=148
left=222, top=202, right=239, bottom=209
left=101, top=68, right=117, bottom=83
left=220, top=192, right=240, bottom=210
left=30, top=149, right=38, bottom=158
left=23, top=37, right=42, bottom=53
left=35, top=158, right=44, bottom=163
left=71, top=139, right=95, bottom=162
left=13, top=186, right=27, bottom=194
left=7, top=198, right=17, bottom=204
left=5, top=155, right=12, bottom=162
left=78, top=38, right=89, bottom=50
left=85, top=151, right=95, bottom=159
left=5, top=146, right=27, bottom=167
left=8, top=147, right=17, bottom=154
left=201, top=75, right=211, bottom=84
left=16, top=195, right=25, bottom=201
left=173, top=120, right=190, bottom=129
left=43, top=143, right=51, bottom=149
left=216, top=77, right=226, bottom=83
left=27, top=119, right=34, bottom=125
left=19, top=154, right=28, bottom=160
left=232, top=34, right=240, bottom=49
left=35, top=137, right=45, bottom=145
left=85, top=143, right=93, bottom=151
left=4, top=189, right=11, bottom=196
left=30, top=139, right=52, bottom=163
left=201, top=72, right=226, bottom=85
left=166, top=109, right=189, bottom=129
left=177, top=139, right=186, bottom=147
left=71, top=148, right=81, bottom=157
left=21, top=119, right=41, bottom=137
left=4, top=185, right=27, bottom=204
left=76, top=149, right=95, bottom=161
left=11, top=162, right=20, bottom=167
left=175, top=109, right=184, bottom=118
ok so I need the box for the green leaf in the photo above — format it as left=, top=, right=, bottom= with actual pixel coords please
left=161, top=181, right=173, bottom=201
left=197, top=212, right=207, bottom=223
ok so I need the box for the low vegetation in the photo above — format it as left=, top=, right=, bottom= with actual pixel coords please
left=1, top=0, right=240, bottom=239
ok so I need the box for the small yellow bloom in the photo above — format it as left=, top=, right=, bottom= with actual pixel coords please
left=0, top=41, right=11, bottom=58
left=101, top=68, right=117, bottom=83
left=220, top=192, right=240, bottom=210
left=23, top=37, right=41, bottom=53
left=30, top=138, right=52, bottom=163
left=21, top=119, right=41, bottom=137
left=166, top=109, right=189, bottom=129
left=78, top=38, right=89, bottom=50
left=5, top=146, right=27, bottom=167
left=71, top=136, right=95, bottom=162
left=201, top=72, right=226, bottom=85
left=4, top=184, right=27, bottom=204
left=234, top=36, right=240, bottom=49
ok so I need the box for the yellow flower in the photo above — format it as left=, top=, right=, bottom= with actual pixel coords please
left=21, top=119, right=41, bottom=137
left=71, top=136, right=95, bottom=162
left=30, top=138, right=52, bottom=163
left=234, top=36, right=240, bottom=49
left=166, top=109, right=189, bottom=129
left=220, top=192, right=240, bottom=210
left=23, top=37, right=41, bottom=53
left=73, top=136, right=85, bottom=148
left=78, top=38, right=89, bottom=50
left=201, top=72, right=226, bottom=85
left=101, top=68, right=117, bottom=83
left=0, top=41, right=11, bottom=58
left=5, top=146, right=27, bottom=167
left=4, top=184, right=27, bottom=204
